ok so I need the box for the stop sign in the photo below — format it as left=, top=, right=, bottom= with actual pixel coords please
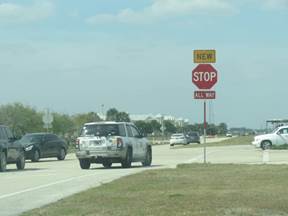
left=192, top=64, right=218, bottom=89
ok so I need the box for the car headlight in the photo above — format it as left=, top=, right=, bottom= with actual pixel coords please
left=25, top=145, right=33, bottom=152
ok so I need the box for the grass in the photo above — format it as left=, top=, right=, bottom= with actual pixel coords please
left=22, top=164, right=288, bottom=216
left=173, top=135, right=254, bottom=149
left=271, top=144, right=288, bottom=150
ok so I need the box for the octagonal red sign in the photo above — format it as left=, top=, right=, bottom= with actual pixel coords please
left=192, top=64, right=218, bottom=90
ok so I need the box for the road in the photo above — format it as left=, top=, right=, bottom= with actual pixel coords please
left=1, top=143, right=288, bottom=216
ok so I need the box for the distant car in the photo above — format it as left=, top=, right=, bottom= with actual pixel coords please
left=252, top=126, right=288, bottom=150
left=186, top=132, right=201, bottom=144
left=170, top=133, right=188, bottom=146
left=0, top=125, right=25, bottom=172
left=76, top=122, right=152, bottom=169
left=20, top=133, right=68, bottom=162
left=226, top=133, right=233, bottom=137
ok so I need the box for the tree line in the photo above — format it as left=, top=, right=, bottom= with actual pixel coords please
left=134, top=121, right=228, bottom=136
left=0, top=104, right=131, bottom=139
left=0, top=103, right=228, bottom=141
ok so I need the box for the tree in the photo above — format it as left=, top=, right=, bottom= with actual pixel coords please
left=207, top=124, right=217, bottom=136
left=52, top=113, right=75, bottom=136
left=0, top=103, right=42, bottom=137
left=164, top=120, right=177, bottom=134
left=184, top=124, right=201, bottom=134
left=150, top=120, right=161, bottom=133
left=218, top=123, right=228, bottom=135
left=134, top=121, right=153, bottom=135
left=106, top=108, right=130, bottom=122
left=72, top=112, right=102, bottom=131
left=106, top=108, right=119, bottom=121
left=117, top=112, right=130, bottom=122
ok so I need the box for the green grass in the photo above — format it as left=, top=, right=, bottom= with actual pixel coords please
left=173, top=135, right=254, bottom=149
left=271, top=144, right=288, bottom=150
left=22, top=164, right=288, bottom=216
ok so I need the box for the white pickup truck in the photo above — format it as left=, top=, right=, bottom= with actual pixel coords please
left=252, top=126, right=288, bottom=149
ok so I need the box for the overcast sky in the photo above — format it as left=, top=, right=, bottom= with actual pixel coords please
left=0, top=0, right=288, bottom=129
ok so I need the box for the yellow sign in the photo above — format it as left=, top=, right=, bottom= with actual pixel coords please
left=193, top=50, right=216, bottom=63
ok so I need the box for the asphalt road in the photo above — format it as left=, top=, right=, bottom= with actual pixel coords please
left=1, top=143, right=288, bottom=216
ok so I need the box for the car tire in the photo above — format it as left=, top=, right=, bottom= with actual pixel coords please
left=142, top=146, right=152, bottom=167
left=57, top=148, right=66, bottom=161
left=170, top=144, right=174, bottom=147
left=261, top=141, right=272, bottom=150
left=0, top=151, right=7, bottom=172
left=102, top=161, right=112, bottom=168
left=79, top=159, right=91, bottom=169
left=16, top=151, right=25, bottom=170
left=31, top=150, right=40, bottom=162
left=121, top=148, right=132, bottom=168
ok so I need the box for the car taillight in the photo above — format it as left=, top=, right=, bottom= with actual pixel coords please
left=76, top=139, right=80, bottom=149
left=117, top=138, right=123, bottom=148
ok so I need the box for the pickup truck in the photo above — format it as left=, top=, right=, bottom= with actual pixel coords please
left=0, top=125, right=25, bottom=172
left=252, top=125, right=288, bottom=150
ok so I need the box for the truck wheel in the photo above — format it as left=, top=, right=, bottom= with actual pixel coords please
left=31, top=150, right=40, bottom=162
left=57, top=148, right=66, bottom=161
left=16, top=151, right=25, bottom=170
left=142, top=146, right=152, bottom=167
left=0, top=151, right=7, bottom=172
left=261, top=141, right=272, bottom=150
left=102, top=161, right=112, bottom=168
left=79, top=159, right=91, bottom=169
left=121, top=148, right=132, bottom=168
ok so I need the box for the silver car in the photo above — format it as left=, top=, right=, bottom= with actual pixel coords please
left=76, top=122, right=152, bottom=169
left=169, top=133, right=188, bottom=146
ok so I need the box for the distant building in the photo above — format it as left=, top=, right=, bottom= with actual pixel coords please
left=129, top=114, right=190, bottom=126
left=98, top=112, right=190, bottom=127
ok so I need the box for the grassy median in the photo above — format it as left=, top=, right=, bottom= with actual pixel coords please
left=173, top=135, right=254, bottom=149
left=204, top=135, right=254, bottom=146
left=23, top=164, right=288, bottom=216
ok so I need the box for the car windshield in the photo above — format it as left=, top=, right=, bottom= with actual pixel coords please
left=81, top=124, right=120, bottom=137
left=20, top=134, right=43, bottom=144
left=272, top=127, right=281, bottom=134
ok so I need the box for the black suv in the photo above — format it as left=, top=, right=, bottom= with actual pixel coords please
left=0, top=125, right=25, bottom=172
left=19, top=133, right=68, bottom=162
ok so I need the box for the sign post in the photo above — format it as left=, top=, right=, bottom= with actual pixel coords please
left=204, top=100, right=207, bottom=163
left=42, top=109, right=54, bottom=132
left=192, top=50, right=218, bottom=164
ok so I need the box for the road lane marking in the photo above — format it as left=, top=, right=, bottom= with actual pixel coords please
left=0, top=172, right=118, bottom=200
left=0, top=149, right=221, bottom=201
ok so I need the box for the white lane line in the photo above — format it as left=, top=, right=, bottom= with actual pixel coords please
left=0, top=150, right=221, bottom=201
left=0, top=172, right=107, bottom=200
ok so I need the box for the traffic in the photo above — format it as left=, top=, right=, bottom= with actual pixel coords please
left=0, top=121, right=152, bottom=172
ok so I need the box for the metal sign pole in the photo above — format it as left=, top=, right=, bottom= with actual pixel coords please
left=192, top=49, right=217, bottom=164
left=204, top=100, right=207, bottom=164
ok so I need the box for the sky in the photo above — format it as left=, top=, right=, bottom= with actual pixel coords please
left=0, top=0, right=288, bottom=129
